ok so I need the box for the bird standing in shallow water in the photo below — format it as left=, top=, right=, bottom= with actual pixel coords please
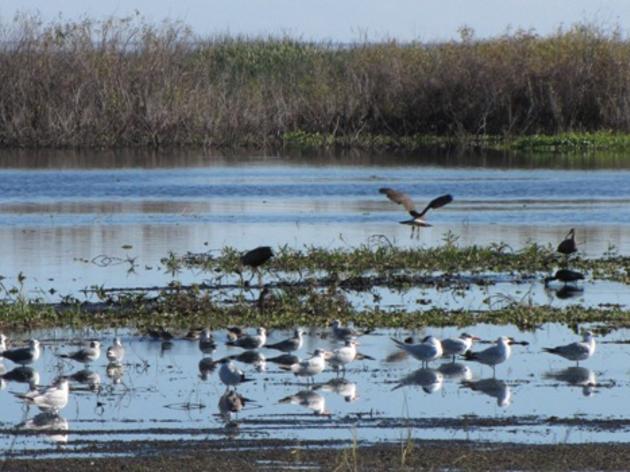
left=379, top=188, right=453, bottom=238
left=464, top=336, right=512, bottom=376
left=240, top=246, right=274, bottom=286
left=1, top=339, right=40, bottom=366
left=543, top=331, right=596, bottom=366
left=266, top=329, right=304, bottom=353
left=544, top=269, right=585, bottom=287
left=58, top=341, right=100, bottom=365
left=106, top=338, right=124, bottom=365
left=557, top=228, right=577, bottom=265
left=441, top=333, right=480, bottom=362
left=391, top=336, right=443, bottom=367
left=226, top=327, right=266, bottom=350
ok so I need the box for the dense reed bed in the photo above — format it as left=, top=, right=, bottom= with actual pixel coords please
left=2, top=15, right=630, bottom=148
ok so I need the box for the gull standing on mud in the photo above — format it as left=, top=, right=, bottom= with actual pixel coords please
left=106, top=338, right=125, bottom=365
left=280, top=348, right=327, bottom=383
left=379, top=188, right=453, bottom=237
left=266, top=329, right=304, bottom=353
left=391, top=336, right=443, bottom=367
left=14, top=377, right=69, bottom=413
left=58, top=341, right=101, bottom=365
left=441, top=333, right=480, bottom=362
left=543, top=331, right=596, bottom=365
left=464, top=336, right=511, bottom=375
left=1, top=339, right=40, bottom=366
left=218, top=359, right=253, bottom=389
left=226, top=327, right=266, bottom=350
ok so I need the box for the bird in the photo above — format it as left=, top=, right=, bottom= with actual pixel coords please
left=218, top=359, right=254, bottom=389
left=326, top=339, right=359, bottom=374
left=14, top=377, right=69, bottom=413
left=279, top=349, right=327, bottom=383
left=226, top=327, right=266, bottom=350
left=279, top=390, right=329, bottom=416
left=379, top=188, right=453, bottom=237
left=441, top=333, right=480, bottom=361
left=1, top=339, right=40, bottom=366
left=265, top=329, right=304, bottom=353
left=392, top=367, right=444, bottom=394
left=58, top=341, right=100, bottom=364
left=0, top=333, right=7, bottom=353
left=464, top=336, right=512, bottom=375
left=218, top=389, right=252, bottom=420
left=391, top=335, right=443, bottom=367
left=543, top=331, right=596, bottom=365
left=198, top=329, right=216, bottom=354
left=106, top=338, right=125, bottom=365
left=240, top=246, right=274, bottom=286
left=461, top=378, right=511, bottom=407
left=557, top=228, right=577, bottom=257
left=240, top=246, right=274, bottom=269
left=544, top=269, right=585, bottom=287
left=329, top=320, right=367, bottom=340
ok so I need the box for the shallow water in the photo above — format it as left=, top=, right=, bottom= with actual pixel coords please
left=0, top=324, right=629, bottom=457
left=0, top=149, right=629, bottom=303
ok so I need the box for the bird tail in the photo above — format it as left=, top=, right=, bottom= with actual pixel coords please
left=356, top=353, right=375, bottom=361
left=57, top=354, right=70, bottom=359
left=278, top=395, right=293, bottom=404
left=542, top=347, right=559, bottom=354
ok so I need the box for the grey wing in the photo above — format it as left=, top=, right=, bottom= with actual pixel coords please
left=379, top=188, right=416, bottom=214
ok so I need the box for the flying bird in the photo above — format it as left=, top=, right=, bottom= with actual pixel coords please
left=379, top=188, right=453, bottom=237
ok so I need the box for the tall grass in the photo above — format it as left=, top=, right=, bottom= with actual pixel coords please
left=2, top=15, right=630, bottom=148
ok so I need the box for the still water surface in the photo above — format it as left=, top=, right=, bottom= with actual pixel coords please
left=0, top=149, right=629, bottom=299
left=0, top=324, right=628, bottom=458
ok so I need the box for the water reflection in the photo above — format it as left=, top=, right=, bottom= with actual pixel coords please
left=105, top=363, right=124, bottom=385
left=279, top=389, right=329, bottom=416
left=198, top=357, right=217, bottom=380
left=218, top=389, right=250, bottom=422
left=68, top=368, right=101, bottom=392
left=437, top=362, right=473, bottom=381
left=544, top=367, right=598, bottom=397
left=18, top=412, right=69, bottom=444
left=313, top=378, right=359, bottom=402
left=2, top=366, right=39, bottom=386
left=392, top=368, right=444, bottom=394
left=461, top=378, right=512, bottom=407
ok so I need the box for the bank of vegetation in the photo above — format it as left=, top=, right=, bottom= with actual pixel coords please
left=2, top=15, right=630, bottom=150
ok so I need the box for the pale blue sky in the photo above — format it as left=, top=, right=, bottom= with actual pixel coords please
left=1, top=0, right=629, bottom=41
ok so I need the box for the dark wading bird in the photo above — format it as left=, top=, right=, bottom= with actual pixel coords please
left=557, top=228, right=577, bottom=261
left=240, top=246, right=274, bottom=286
left=379, top=188, right=453, bottom=238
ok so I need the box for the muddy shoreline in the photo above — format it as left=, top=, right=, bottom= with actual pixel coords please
left=4, top=438, right=630, bottom=471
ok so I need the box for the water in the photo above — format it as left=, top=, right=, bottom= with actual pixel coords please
left=1, top=149, right=630, bottom=456
left=0, top=149, right=629, bottom=300
left=0, top=324, right=628, bottom=458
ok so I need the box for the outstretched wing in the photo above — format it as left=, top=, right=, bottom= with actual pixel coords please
left=416, top=194, right=453, bottom=218
left=379, top=188, right=416, bottom=214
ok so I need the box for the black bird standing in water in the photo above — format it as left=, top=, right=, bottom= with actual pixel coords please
left=379, top=188, right=453, bottom=238
left=240, top=246, right=274, bottom=287
left=557, top=228, right=577, bottom=263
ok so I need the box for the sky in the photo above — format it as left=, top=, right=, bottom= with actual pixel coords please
left=1, top=0, right=630, bottom=42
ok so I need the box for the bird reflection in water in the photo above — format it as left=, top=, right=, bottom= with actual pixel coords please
left=437, top=362, right=473, bottom=381
left=106, top=363, right=125, bottom=385
left=313, top=378, right=358, bottom=402
left=68, top=368, right=101, bottom=392
left=18, top=412, right=69, bottom=444
left=392, top=368, right=444, bottom=394
left=544, top=367, right=598, bottom=397
left=279, top=389, right=330, bottom=416
left=461, top=378, right=512, bottom=407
